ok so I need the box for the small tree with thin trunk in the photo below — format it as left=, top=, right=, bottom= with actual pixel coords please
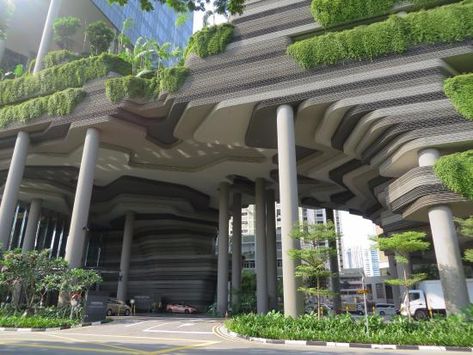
left=455, top=216, right=473, bottom=263
left=85, top=21, right=115, bottom=55
left=53, top=17, right=81, bottom=50
left=290, top=221, right=337, bottom=319
left=377, top=231, right=430, bottom=320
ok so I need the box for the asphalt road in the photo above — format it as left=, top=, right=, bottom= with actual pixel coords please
left=0, top=315, right=468, bottom=354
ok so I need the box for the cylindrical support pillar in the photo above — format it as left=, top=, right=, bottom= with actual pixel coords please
left=418, top=148, right=470, bottom=314
left=276, top=104, right=303, bottom=317
left=326, top=209, right=342, bottom=313
left=216, top=182, right=230, bottom=315
left=0, top=131, right=30, bottom=250
left=387, top=253, right=401, bottom=309
left=117, top=212, right=135, bottom=302
left=266, top=189, right=278, bottom=311
left=65, top=128, right=100, bottom=268
left=231, top=192, right=242, bottom=312
left=22, top=199, right=42, bottom=252
left=255, top=178, right=268, bottom=314
left=33, top=0, right=63, bottom=73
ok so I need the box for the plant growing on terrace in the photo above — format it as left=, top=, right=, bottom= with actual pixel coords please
left=86, top=21, right=115, bottom=55
left=377, top=231, right=430, bottom=320
left=53, top=17, right=81, bottom=50
left=185, top=23, right=234, bottom=58
left=434, top=149, right=473, bottom=200
left=289, top=222, right=337, bottom=319
left=454, top=216, right=473, bottom=262
left=444, top=73, right=473, bottom=120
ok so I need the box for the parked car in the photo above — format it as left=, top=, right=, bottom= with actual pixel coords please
left=106, top=299, right=131, bottom=316
left=166, top=303, right=198, bottom=314
left=375, top=303, right=397, bottom=316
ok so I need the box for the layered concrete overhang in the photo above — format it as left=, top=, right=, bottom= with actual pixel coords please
left=1, top=0, right=473, bottom=233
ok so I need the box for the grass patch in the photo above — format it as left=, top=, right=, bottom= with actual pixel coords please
left=444, top=73, right=473, bottom=120
left=185, top=24, right=234, bottom=58
left=226, top=311, right=473, bottom=346
left=0, top=88, right=86, bottom=128
left=434, top=149, right=473, bottom=200
left=288, top=1, right=473, bottom=69
left=0, top=53, right=131, bottom=107
left=0, top=315, right=79, bottom=328
left=105, top=75, right=159, bottom=103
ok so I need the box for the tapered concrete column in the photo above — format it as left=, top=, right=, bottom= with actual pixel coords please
left=418, top=148, right=470, bottom=314
left=255, top=178, right=268, bottom=314
left=266, top=189, right=278, bottom=311
left=22, top=199, right=42, bottom=252
left=231, top=192, right=242, bottom=312
left=117, top=212, right=135, bottom=301
left=387, top=253, right=401, bottom=309
left=276, top=104, right=302, bottom=317
left=216, top=182, right=230, bottom=315
left=33, top=0, right=63, bottom=73
left=65, top=128, right=100, bottom=268
left=326, top=209, right=342, bottom=313
left=0, top=131, right=30, bottom=250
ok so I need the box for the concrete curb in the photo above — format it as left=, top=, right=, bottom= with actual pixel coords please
left=0, top=319, right=108, bottom=332
left=221, top=326, right=473, bottom=352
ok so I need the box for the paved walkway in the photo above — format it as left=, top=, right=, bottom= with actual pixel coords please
left=0, top=315, right=468, bottom=354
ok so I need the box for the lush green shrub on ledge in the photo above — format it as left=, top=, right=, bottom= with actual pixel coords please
left=444, top=73, right=473, bottom=120
left=434, top=150, right=473, bottom=200
left=105, top=76, right=159, bottom=103
left=0, top=88, right=86, bottom=128
left=185, top=24, right=234, bottom=58
left=159, top=66, right=189, bottom=93
left=226, top=311, right=473, bottom=346
left=289, top=1, right=473, bottom=69
left=0, top=53, right=131, bottom=107
left=0, top=314, right=79, bottom=328
left=311, top=0, right=459, bottom=27
left=43, top=50, right=82, bottom=69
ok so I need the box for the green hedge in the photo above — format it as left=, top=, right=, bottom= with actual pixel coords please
left=0, top=88, right=86, bottom=128
left=43, top=50, right=82, bottom=69
left=159, top=66, right=189, bottom=93
left=444, top=73, right=473, bottom=120
left=288, top=1, right=473, bottom=69
left=185, top=24, right=234, bottom=58
left=0, top=315, right=79, bottom=328
left=434, top=150, right=473, bottom=200
left=311, top=0, right=458, bottom=27
left=105, top=76, right=159, bottom=103
left=227, top=311, right=473, bottom=346
left=0, top=53, right=131, bottom=107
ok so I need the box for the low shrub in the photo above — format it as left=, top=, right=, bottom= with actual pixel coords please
left=185, top=24, right=234, bottom=58
left=444, top=73, right=473, bottom=120
left=434, top=149, right=473, bottom=200
left=159, top=66, right=189, bottom=93
left=0, top=88, right=86, bottom=128
left=0, top=53, right=131, bottom=106
left=0, top=314, right=79, bottom=328
left=43, top=50, right=82, bottom=69
left=288, top=1, right=473, bottom=69
left=311, top=0, right=459, bottom=27
left=227, top=311, right=473, bottom=346
left=105, top=75, right=159, bottom=103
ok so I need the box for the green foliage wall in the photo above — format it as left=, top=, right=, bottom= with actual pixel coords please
left=288, top=1, right=473, bottom=69
left=444, top=73, right=473, bottom=120
left=434, top=150, right=473, bottom=200
left=43, top=50, right=82, bottom=69
left=0, top=88, right=86, bottom=128
left=159, top=66, right=189, bottom=93
left=185, top=24, right=234, bottom=58
left=0, top=53, right=131, bottom=106
left=105, top=75, right=159, bottom=103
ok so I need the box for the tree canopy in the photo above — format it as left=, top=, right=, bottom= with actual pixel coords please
left=108, top=0, right=246, bottom=16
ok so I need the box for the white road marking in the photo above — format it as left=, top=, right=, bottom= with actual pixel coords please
left=143, top=322, right=174, bottom=332
left=177, top=323, right=194, bottom=328
left=143, top=330, right=214, bottom=335
left=124, top=321, right=148, bottom=328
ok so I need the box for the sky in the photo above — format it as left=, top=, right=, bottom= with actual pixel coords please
left=192, top=9, right=227, bottom=32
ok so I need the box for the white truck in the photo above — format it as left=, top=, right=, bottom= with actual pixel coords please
left=401, top=279, right=473, bottom=320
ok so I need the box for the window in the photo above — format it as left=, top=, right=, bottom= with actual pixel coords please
left=409, top=292, right=421, bottom=301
